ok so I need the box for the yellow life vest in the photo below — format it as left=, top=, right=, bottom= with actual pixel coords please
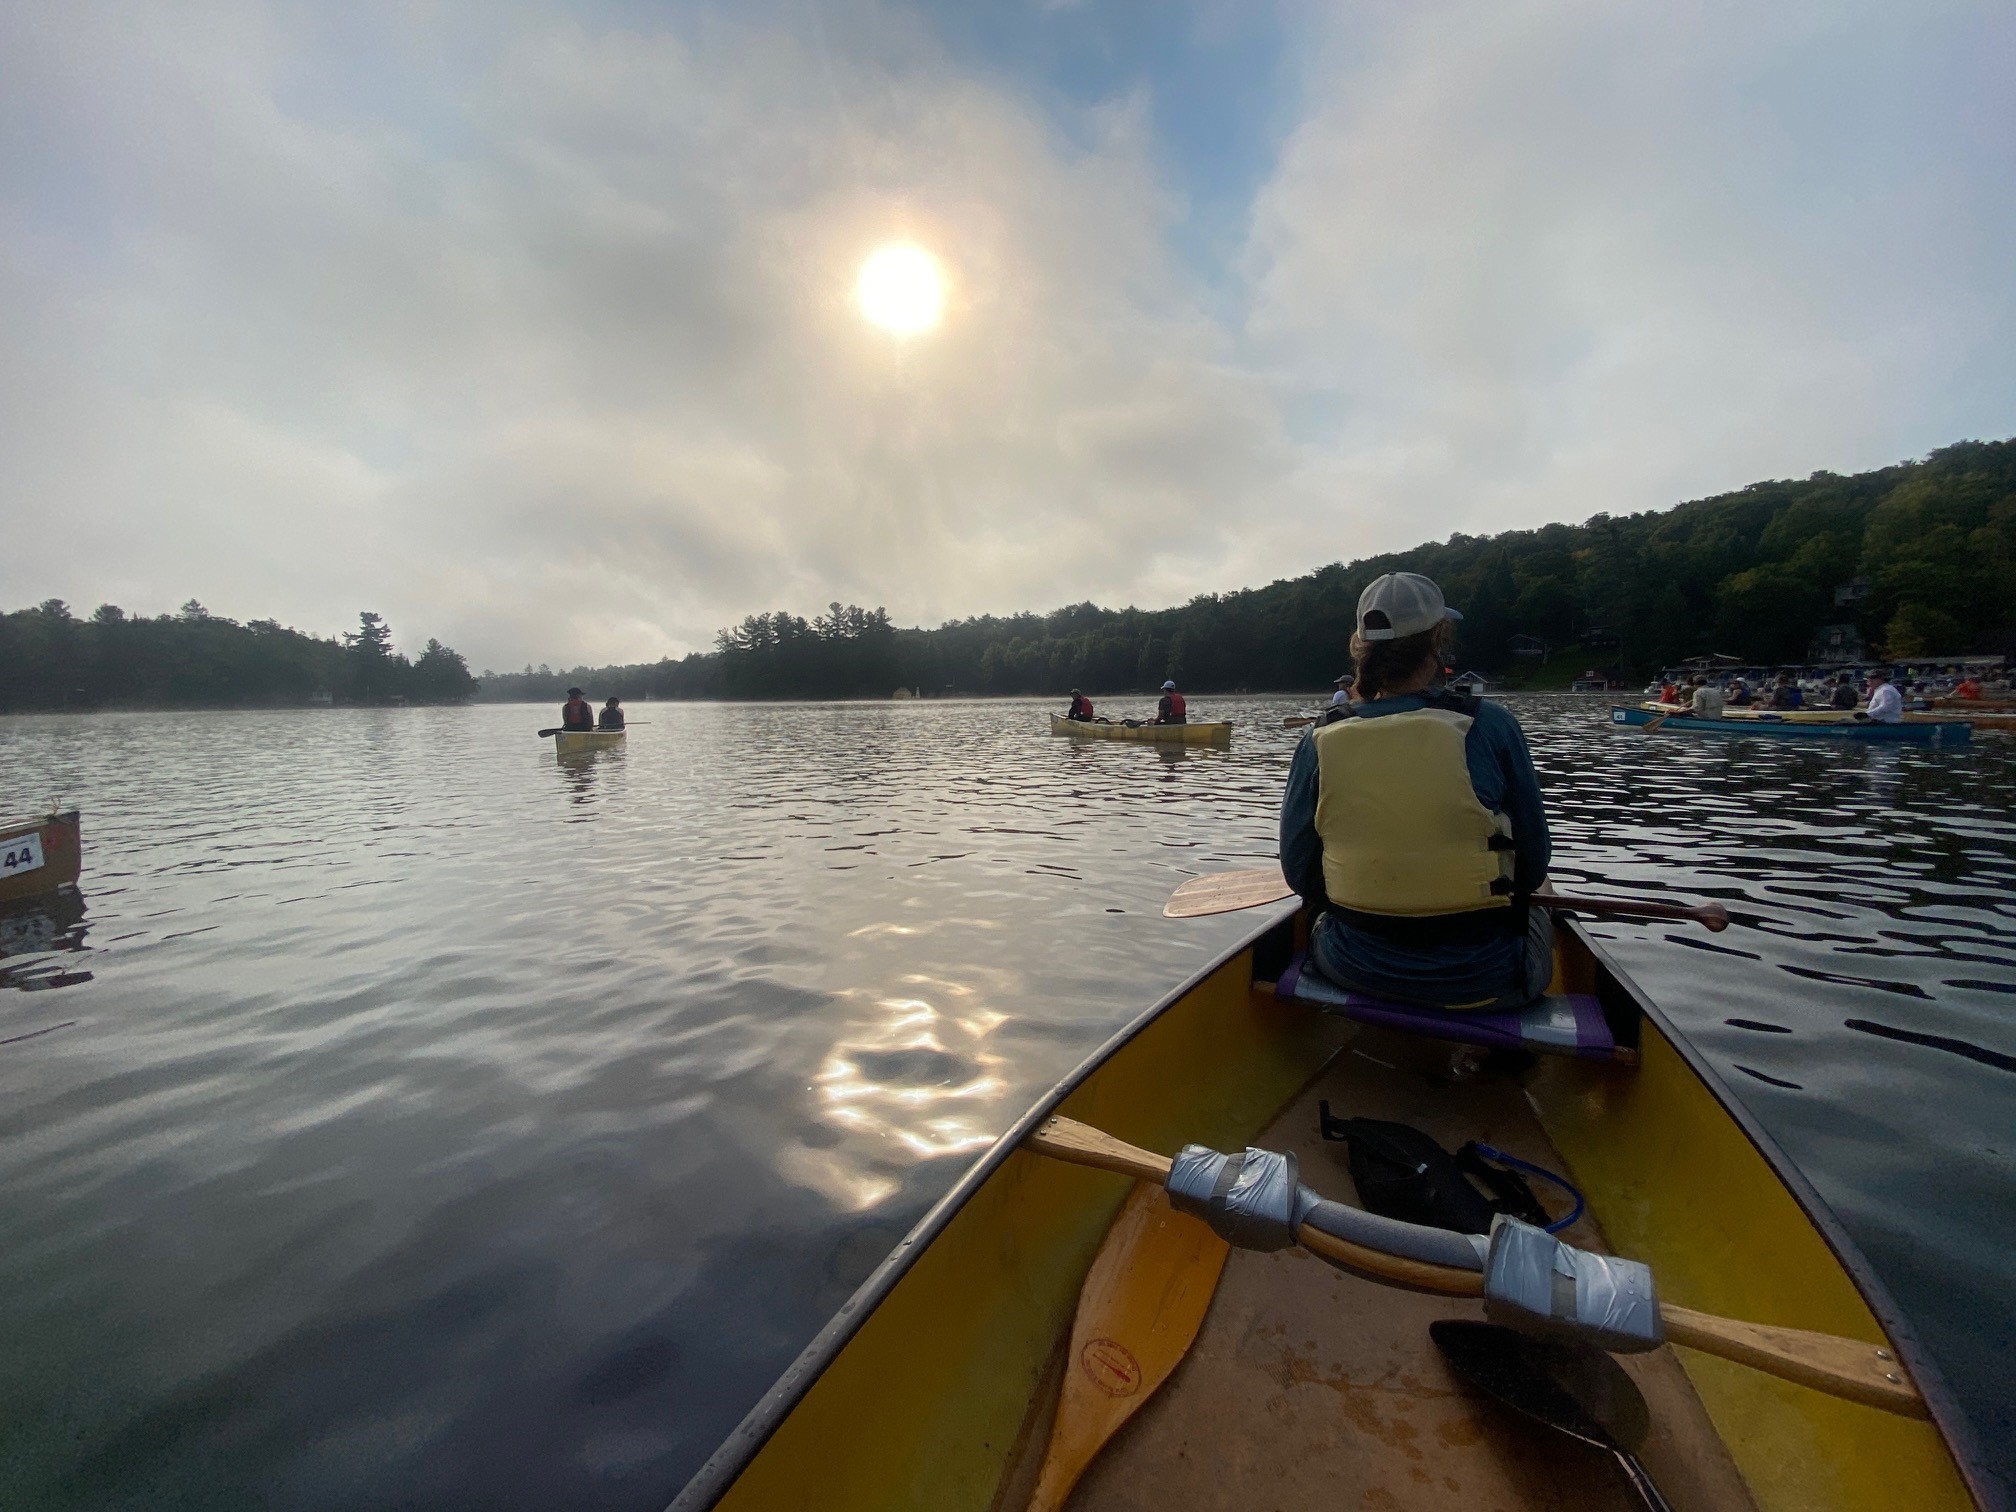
left=1312, top=707, right=1514, bottom=916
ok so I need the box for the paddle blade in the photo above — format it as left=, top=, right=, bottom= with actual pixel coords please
left=1430, top=1319, right=1630, bottom=1452
left=536, top=728, right=562, bottom=738
left=1163, top=868, right=1296, bottom=919
left=1025, top=1183, right=1231, bottom=1512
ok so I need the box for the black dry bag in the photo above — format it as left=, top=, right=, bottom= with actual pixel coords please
left=1317, top=1103, right=1564, bottom=1236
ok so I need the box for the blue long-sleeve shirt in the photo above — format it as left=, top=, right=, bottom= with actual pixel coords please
left=1280, top=694, right=1551, bottom=1002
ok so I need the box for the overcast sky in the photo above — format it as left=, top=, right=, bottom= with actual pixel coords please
left=4, top=0, right=2012, bottom=671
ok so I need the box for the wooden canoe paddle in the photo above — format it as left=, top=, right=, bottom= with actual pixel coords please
left=1163, top=869, right=1731, bottom=932
left=1024, top=1116, right=1929, bottom=1420
left=1024, top=1182, right=1231, bottom=1512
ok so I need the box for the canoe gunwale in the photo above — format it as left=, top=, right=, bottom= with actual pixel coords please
left=1562, top=921, right=2000, bottom=1510
left=666, top=900, right=1301, bottom=1512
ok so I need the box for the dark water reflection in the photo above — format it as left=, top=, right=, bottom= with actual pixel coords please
left=0, top=697, right=2009, bottom=1507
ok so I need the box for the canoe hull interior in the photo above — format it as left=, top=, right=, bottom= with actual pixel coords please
left=553, top=729, right=626, bottom=755
left=675, top=916, right=1987, bottom=1512
left=0, top=810, right=82, bottom=905
left=1049, top=716, right=1232, bottom=747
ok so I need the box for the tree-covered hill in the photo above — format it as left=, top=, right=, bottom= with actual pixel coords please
left=478, top=436, right=2016, bottom=703
left=0, top=603, right=477, bottom=711
left=9, top=439, right=2009, bottom=711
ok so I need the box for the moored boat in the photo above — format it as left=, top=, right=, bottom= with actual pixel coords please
left=554, top=729, right=626, bottom=755
left=670, top=909, right=1991, bottom=1512
left=1614, top=706, right=1971, bottom=745
left=1050, top=716, right=1232, bottom=747
left=0, top=810, right=82, bottom=905
left=1644, top=700, right=2016, bottom=735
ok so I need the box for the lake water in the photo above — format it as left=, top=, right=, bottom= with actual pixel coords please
left=1, top=696, right=2010, bottom=1509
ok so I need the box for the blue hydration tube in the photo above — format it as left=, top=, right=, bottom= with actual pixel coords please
left=1468, top=1142, right=1586, bottom=1233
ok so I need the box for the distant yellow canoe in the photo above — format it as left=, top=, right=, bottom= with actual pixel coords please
left=1049, top=716, right=1231, bottom=747
left=554, top=729, right=626, bottom=755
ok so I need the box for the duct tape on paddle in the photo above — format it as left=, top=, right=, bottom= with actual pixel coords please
left=1164, top=1143, right=1662, bottom=1354
left=1482, top=1217, right=1662, bottom=1353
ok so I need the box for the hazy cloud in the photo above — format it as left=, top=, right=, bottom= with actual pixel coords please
left=2, top=0, right=2010, bottom=668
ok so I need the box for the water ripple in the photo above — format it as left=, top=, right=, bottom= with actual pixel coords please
left=0, top=695, right=2011, bottom=1504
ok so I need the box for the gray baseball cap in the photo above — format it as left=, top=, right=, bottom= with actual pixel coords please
left=1356, top=572, right=1463, bottom=641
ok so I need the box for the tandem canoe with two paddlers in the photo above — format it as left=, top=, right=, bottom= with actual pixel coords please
left=669, top=894, right=1992, bottom=1512
left=1050, top=716, right=1233, bottom=748
left=0, top=810, right=82, bottom=906
left=1614, top=706, right=1973, bottom=745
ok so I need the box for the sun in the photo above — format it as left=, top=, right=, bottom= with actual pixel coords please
left=857, top=244, right=945, bottom=336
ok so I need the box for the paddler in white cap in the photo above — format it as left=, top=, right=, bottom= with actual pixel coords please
left=1278, top=572, right=1555, bottom=1011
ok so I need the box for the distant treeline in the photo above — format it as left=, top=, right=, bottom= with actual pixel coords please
left=0, top=602, right=477, bottom=711
left=479, top=438, right=2016, bottom=703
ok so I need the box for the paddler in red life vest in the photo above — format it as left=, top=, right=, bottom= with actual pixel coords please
left=1065, top=688, right=1094, bottom=722
left=1279, top=571, right=1554, bottom=1011
left=1155, top=680, right=1187, bottom=724
left=560, top=687, right=595, bottom=731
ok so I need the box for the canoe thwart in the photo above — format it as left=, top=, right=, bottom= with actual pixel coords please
left=1022, top=1116, right=1932, bottom=1419
left=1661, top=1304, right=1931, bottom=1421
left=1026, top=1116, right=1172, bottom=1183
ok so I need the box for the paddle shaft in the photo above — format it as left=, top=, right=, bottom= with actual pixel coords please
left=1165, top=868, right=1731, bottom=932
left=1541, top=893, right=1731, bottom=933
left=1023, top=1116, right=1929, bottom=1419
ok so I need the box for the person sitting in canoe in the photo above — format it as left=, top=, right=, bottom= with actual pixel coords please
left=597, top=697, right=626, bottom=731
left=1953, top=674, right=1983, bottom=700
left=1280, top=571, right=1552, bottom=1011
left=1688, top=675, right=1724, bottom=719
left=1865, top=668, right=1904, bottom=723
left=1320, top=673, right=1358, bottom=726
left=1726, top=677, right=1754, bottom=706
left=1064, top=688, right=1095, bottom=721
left=1154, top=680, right=1187, bottom=724
left=1828, top=674, right=1860, bottom=710
left=1767, top=673, right=1804, bottom=710
left=560, top=687, right=595, bottom=732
